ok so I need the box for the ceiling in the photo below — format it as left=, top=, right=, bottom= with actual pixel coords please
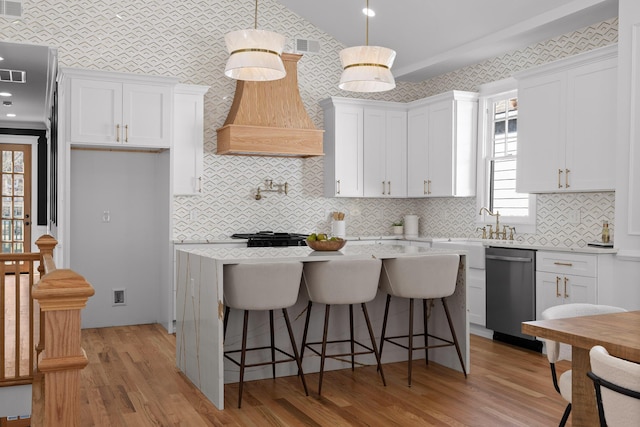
left=0, top=41, right=57, bottom=130
left=0, top=0, right=618, bottom=130
left=276, top=0, right=618, bottom=82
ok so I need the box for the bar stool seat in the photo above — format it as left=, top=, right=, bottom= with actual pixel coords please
left=379, top=254, right=466, bottom=386
left=300, top=258, right=386, bottom=395
left=223, top=262, right=308, bottom=408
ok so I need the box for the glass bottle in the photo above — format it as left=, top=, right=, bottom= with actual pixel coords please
left=601, top=221, right=610, bottom=243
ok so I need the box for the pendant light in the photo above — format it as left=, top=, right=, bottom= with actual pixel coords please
left=224, top=0, right=286, bottom=81
left=339, top=0, right=396, bottom=92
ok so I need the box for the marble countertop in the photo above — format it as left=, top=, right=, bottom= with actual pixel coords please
left=178, top=244, right=465, bottom=263
left=173, top=235, right=617, bottom=255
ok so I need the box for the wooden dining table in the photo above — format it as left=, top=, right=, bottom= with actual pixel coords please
left=522, top=310, right=640, bottom=426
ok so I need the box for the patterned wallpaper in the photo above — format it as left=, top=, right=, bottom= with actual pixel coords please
left=4, top=1, right=618, bottom=246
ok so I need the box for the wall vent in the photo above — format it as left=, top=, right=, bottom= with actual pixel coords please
left=113, top=289, right=126, bottom=306
left=294, top=38, right=320, bottom=55
left=0, top=69, right=26, bottom=83
left=0, top=0, right=23, bottom=19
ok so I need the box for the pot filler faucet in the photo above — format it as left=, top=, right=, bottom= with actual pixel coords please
left=479, top=207, right=513, bottom=240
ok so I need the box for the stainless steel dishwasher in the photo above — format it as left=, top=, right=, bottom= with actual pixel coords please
left=485, top=247, right=541, bottom=351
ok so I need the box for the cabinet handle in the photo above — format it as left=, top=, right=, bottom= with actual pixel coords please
left=125, top=124, right=129, bottom=143
left=382, top=181, right=386, bottom=195
left=423, top=180, right=428, bottom=195
left=555, top=276, right=561, bottom=298
left=564, top=277, right=569, bottom=298
left=553, top=262, right=573, bottom=267
left=427, top=179, right=432, bottom=195
left=558, top=169, right=563, bottom=188
left=116, top=124, right=120, bottom=142
left=565, top=169, right=570, bottom=188
left=336, top=180, right=341, bottom=195
left=388, top=181, right=391, bottom=195
left=198, top=176, right=202, bottom=193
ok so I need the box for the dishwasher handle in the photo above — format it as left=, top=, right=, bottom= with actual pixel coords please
left=486, top=254, right=533, bottom=263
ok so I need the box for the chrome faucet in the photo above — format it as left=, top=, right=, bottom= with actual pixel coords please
left=479, top=207, right=500, bottom=239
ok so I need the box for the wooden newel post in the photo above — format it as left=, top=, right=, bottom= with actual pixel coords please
left=35, top=234, right=58, bottom=277
left=33, top=269, right=95, bottom=427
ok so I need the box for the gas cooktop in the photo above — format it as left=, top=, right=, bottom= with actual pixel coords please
left=231, top=231, right=309, bottom=247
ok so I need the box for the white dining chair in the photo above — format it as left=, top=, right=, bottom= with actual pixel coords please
left=540, top=303, right=627, bottom=426
left=588, top=345, right=640, bottom=427
left=378, top=254, right=466, bottom=386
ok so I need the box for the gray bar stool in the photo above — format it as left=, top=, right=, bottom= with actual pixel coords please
left=223, top=262, right=308, bottom=408
left=379, top=254, right=466, bottom=386
left=300, top=258, right=386, bottom=395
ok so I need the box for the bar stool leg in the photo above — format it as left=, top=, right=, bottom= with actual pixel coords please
left=408, top=298, right=414, bottom=387
left=269, top=310, right=276, bottom=379
left=349, top=304, right=355, bottom=371
left=318, top=304, right=331, bottom=395
left=423, top=298, right=429, bottom=366
left=379, top=294, right=391, bottom=361
left=238, top=309, right=250, bottom=408
left=361, top=303, right=386, bottom=386
left=441, top=298, right=467, bottom=377
left=300, top=301, right=313, bottom=363
left=282, top=308, right=309, bottom=396
left=224, top=306, right=230, bottom=341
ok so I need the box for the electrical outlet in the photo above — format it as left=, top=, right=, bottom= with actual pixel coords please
left=102, top=210, right=110, bottom=223
left=189, top=209, right=198, bottom=221
left=568, top=209, right=581, bottom=224
left=113, top=289, right=126, bottom=306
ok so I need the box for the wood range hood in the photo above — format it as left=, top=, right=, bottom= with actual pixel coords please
left=216, top=53, right=324, bottom=157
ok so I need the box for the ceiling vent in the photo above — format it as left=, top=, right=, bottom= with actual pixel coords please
left=0, top=68, right=26, bottom=83
left=0, top=0, right=23, bottom=19
left=294, top=38, right=320, bottom=55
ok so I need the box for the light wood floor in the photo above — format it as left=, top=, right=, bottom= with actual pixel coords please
left=79, top=324, right=573, bottom=426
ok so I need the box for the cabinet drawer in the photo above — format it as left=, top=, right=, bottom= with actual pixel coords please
left=536, top=251, right=596, bottom=277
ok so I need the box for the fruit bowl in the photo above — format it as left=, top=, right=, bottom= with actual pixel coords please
left=306, top=238, right=347, bottom=251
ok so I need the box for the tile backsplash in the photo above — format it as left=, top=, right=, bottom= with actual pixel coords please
left=6, top=1, right=618, bottom=248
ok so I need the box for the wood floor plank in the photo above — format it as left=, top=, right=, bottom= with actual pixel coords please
left=78, top=324, right=573, bottom=426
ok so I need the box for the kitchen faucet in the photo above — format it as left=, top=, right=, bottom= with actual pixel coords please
left=479, top=207, right=501, bottom=239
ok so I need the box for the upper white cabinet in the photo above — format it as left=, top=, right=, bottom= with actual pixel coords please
left=320, top=98, right=364, bottom=197
left=363, top=106, right=407, bottom=197
left=515, top=45, right=617, bottom=193
left=64, top=68, right=178, bottom=148
left=407, top=91, right=478, bottom=197
left=173, top=84, right=209, bottom=196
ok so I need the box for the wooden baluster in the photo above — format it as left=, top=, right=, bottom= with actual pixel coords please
left=32, top=242, right=94, bottom=427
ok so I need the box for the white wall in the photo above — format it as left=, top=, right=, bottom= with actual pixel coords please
left=70, top=149, right=169, bottom=328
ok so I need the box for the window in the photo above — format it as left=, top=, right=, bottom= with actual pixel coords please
left=478, top=83, right=535, bottom=233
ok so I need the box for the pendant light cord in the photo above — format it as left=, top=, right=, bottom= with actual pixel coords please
left=365, top=0, right=369, bottom=46
left=254, top=0, right=258, bottom=29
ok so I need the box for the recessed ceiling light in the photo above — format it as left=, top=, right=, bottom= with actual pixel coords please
left=362, top=8, right=375, bottom=17
left=0, top=92, right=12, bottom=97
left=0, top=57, right=4, bottom=61
left=2, top=101, right=12, bottom=107
left=6, top=113, right=16, bottom=117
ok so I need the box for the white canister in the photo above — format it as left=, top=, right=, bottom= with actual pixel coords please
left=331, top=220, right=346, bottom=238
left=404, top=214, right=419, bottom=238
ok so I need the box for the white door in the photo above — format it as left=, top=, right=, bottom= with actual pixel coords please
left=363, top=108, right=387, bottom=197
left=334, top=105, right=364, bottom=197
left=428, top=100, right=454, bottom=197
left=407, top=106, right=429, bottom=197
left=70, top=79, right=123, bottom=145
left=122, top=84, right=172, bottom=147
left=384, top=110, right=407, bottom=197
left=516, top=72, right=566, bottom=192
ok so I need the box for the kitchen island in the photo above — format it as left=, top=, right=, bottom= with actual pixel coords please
left=175, top=245, right=468, bottom=409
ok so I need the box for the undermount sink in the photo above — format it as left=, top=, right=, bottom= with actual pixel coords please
left=431, top=239, right=485, bottom=269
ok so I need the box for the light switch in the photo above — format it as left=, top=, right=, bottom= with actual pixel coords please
left=102, top=210, right=110, bottom=223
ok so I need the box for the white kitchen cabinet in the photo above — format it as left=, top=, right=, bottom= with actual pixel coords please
left=363, top=107, right=407, bottom=197
left=516, top=45, right=617, bottom=193
left=535, top=251, right=598, bottom=319
left=66, top=69, right=177, bottom=148
left=407, top=91, right=478, bottom=197
left=172, top=84, right=209, bottom=195
left=321, top=98, right=364, bottom=197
